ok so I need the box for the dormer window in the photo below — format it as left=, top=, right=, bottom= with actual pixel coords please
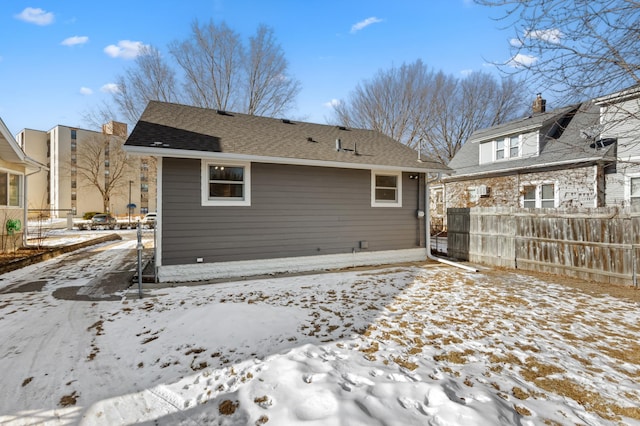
left=496, top=139, right=505, bottom=160
left=494, top=135, right=521, bottom=161
left=509, top=135, right=520, bottom=157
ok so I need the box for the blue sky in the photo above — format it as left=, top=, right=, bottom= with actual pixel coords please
left=0, top=1, right=521, bottom=135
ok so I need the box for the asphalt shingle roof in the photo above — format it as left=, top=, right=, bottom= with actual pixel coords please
left=125, top=101, right=448, bottom=172
left=446, top=102, right=614, bottom=179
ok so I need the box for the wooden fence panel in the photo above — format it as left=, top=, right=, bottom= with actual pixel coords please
left=447, top=208, right=470, bottom=260
left=469, top=208, right=516, bottom=268
left=446, top=206, right=640, bottom=286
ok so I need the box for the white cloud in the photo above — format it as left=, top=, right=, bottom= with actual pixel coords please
left=323, top=99, right=341, bottom=108
left=61, top=36, right=89, bottom=46
left=509, top=38, right=523, bottom=47
left=350, top=17, right=383, bottom=33
left=15, top=7, right=54, bottom=26
left=103, top=40, right=148, bottom=59
left=525, top=28, right=562, bottom=44
left=79, top=87, right=93, bottom=95
left=100, top=83, right=120, bottom=94
left=460, top=69, right=474, bottom=77
left=507, top=53, right=538, bottom=68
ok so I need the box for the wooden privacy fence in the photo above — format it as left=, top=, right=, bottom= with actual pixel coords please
left=447, top=207, right=640, bottom=286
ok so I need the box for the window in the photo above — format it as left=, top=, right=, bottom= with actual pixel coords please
left=494, top=135, right=521, bottom=161
left=540, top=184, right=555, bottom=208
left=434, top=188, right=444, bottom=215
left=201, top=160, right=251, bottom=206
left=523, top=186, right=536, bottom=208
left=0, top=171, right=22, bottom=207
left=629, top=177, right=640, bottom=206
left=509, top=136, right=520, bottom=158
left=141, top=183, right=148, bottom=193
left=70, top=129, right=77, bottom=139
left=495, top=140, right=505, bottom=160
left=522, top=183, right=556, bottom=208
left=371, top=171, right=402, bottom=207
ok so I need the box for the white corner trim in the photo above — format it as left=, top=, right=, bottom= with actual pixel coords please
left=156, top=248, right=428, bottom=282
left=155, top=157, right=163, bottom=267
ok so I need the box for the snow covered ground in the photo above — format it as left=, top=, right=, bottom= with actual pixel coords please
left=0, top=241, right=639, bottom=425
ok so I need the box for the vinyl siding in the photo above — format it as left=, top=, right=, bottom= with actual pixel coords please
left=521, top=131, right=538, bottom=157
left=479, top=141, right=493, bottom=164
left=162, top=158, right=424, bottom=265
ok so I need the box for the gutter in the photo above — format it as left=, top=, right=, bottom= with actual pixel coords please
left=124, top=145, right=450, bottom=175
left=424, top=173, right=478, bottom=272
left=444, top=156, right=605, bottom=182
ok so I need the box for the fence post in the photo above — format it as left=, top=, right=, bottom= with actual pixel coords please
left=137, top=222, right=143, bottom=298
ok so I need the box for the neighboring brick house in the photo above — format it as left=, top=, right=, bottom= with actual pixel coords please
left=443, top=94, right=618, bottom=215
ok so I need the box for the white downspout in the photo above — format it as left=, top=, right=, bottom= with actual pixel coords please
left=425, top=173, right=478, bottom=272
left=22, top=165, right=44, bottom=247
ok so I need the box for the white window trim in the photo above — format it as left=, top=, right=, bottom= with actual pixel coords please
left=0, top=168, right=24, bottom=208
left=624, top=173, right=640, bottom=206
left=520, top=181, right=558, bottom=208
left=494, top=134, right=522, bottom=162
left=201, top=159, right=251, bottom=207
left=371, top=170, right=402, bottom=207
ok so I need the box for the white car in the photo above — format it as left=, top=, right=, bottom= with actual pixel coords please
left=141, top=212, right=156, bottom=228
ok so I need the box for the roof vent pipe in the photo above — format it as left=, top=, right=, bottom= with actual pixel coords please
left=336, top=138, right=342, bottom=151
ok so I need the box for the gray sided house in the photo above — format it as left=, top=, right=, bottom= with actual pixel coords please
left=124, top=101, right=448, bottom=282
left=443, top=97, right=616, bottom=213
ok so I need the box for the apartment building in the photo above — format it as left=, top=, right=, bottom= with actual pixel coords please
left=16, top=121, right=156, bottom=219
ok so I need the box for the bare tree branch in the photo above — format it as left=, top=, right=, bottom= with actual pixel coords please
left=244, top=24, right=301, bottom=117
left=113, top=45, right=180, bottom=126
left=74, top=134, right=136, bottom=213
left=170, top=20, right=243, bottom=111
left=476, top=0, right=640, bottom=100
left=333, top=60, right=528, bottom=164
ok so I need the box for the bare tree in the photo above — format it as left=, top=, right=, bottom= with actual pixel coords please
left=114, top=45, right=180, bottom=125
left=81, top=101, right=121, bottom=132
left=109, top=20, right=301, bottom=124
left=333, top=60, right=528, bottom=164
left=475, top=0, right=640, bottom=100
left=75, top=134, right=135, bottom=213
left=423, top=71, right=527, bottom=164
left=244, top=24, right=301, bottom=116
left=333, top=60, right=436, bottom=148
left=170, top=20, right=244, bottom=111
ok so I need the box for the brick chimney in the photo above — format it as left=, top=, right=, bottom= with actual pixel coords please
left=532, top=93, right=546, bottom=114
left=102, top=121, right=128, bottom=137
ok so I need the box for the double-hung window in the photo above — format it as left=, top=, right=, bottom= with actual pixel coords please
left=522, top=183, right=556, bottom=208
left=494, top=135, right=521, bottom=161
left=0, top=171, right=22, bottom=207
left=371, top=171, right=402, bottom=207
left=628, top=176, right=640, bottom=206
left=202, top=160, right=251, bottom=206
left=509, top=136, right=520, bottom=158
left=495, top=140, right=505, bottom=160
